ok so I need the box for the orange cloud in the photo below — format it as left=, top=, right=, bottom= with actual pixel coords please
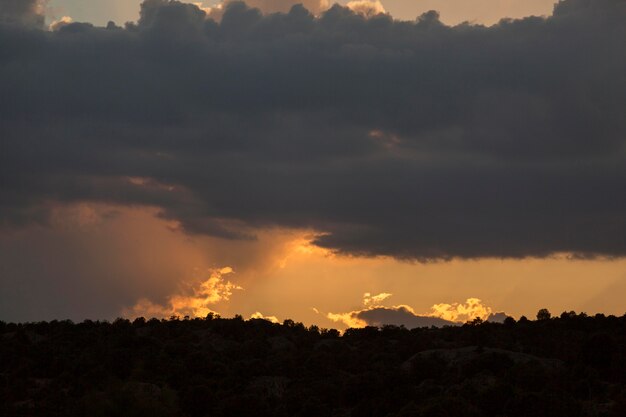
left=429, top=297, right=494, bottom=322
left=124, top=267, right=241, bottom=318
left=363, top=292, right=393, bottom=307
left=326, top=311, right=368, bottom=328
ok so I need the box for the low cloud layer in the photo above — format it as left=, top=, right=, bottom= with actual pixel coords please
left=1, top=0, right=626, bottom=261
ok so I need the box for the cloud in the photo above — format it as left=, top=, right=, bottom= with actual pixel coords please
left=326, top=293, right=508, bottom=328
left=0, top=203, right=213, bottom=321
left=356, top=305, right=457, bottom=328
left=486, top=312, right=508, bottom=323
left=49, top=15, right=72, bottom=31
left=0, top=0, right=45, bottom=27
left=1, top=202, right=312, bottom=321
left=1, top=0, right=626, bottom=262
left=124, top=266, right=242, bottom=318
left=326, top=292, right=457, bottom=328
left=429, top=297, right=494, bottom=322
left=346, top=0, right=385, bottom=17
left=191, top=0, right=330, bottom=22
left=363, top=291, right=392, bottom=306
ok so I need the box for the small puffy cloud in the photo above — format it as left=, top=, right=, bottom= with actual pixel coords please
left=363, top=291, right=392, bottom=307
left=124, top=267, right=242, bottom=318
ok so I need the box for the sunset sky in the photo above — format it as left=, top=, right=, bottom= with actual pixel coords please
left=1, top=0, right=625, bottom=328
left=42, top=0, right=556, bottom=26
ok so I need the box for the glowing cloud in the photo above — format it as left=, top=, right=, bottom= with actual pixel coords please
left=346, top=0, right=386, bottom=17
left=49, top=15, right=72, bottom=30
left=124, top=266, right=242, bottom=318
left=363, top=292, right=393, bottom=307
left=429, top=297, right=493, bottom=322
left=325, top=292, right=390, bottom=327
left=326, top=311, right=367, bottom=328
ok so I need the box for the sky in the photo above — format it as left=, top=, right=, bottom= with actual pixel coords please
left=42, top=0, right=556, bottom=26
left=1, top=0, right=625, bottom=328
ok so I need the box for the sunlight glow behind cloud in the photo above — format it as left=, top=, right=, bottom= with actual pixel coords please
left=346, top=0, right=386, bottom=17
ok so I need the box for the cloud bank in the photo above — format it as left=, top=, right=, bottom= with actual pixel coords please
left=1, top=0, right=626, bottom=261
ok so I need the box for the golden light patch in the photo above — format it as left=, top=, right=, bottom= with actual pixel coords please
left=276, top=234, right=333, bottom=269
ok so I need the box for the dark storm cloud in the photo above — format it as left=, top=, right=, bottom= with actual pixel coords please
left=1, top=0, right=626, bottom=260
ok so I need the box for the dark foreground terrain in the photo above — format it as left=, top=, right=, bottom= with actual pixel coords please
left=1, top=312, right=625, bottom=417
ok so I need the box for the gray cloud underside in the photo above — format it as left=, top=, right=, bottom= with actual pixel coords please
left=352, top=306, right=507, bottom=329
left=357, top=307, right=456, bottom=328
left=355, top=307, right=506, bottom=328
left=1, top=0, right=625, bottom=260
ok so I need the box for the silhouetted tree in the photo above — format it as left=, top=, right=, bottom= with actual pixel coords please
left=536, top=308, right=552, bottom=321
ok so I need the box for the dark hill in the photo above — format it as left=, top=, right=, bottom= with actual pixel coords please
left=1, top=312, right=625, bottom=416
